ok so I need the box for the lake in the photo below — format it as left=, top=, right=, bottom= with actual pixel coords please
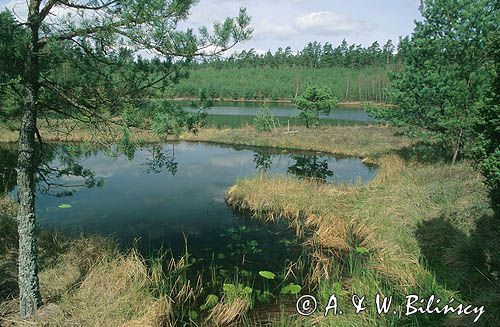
left=3, top=141, right=377, bottom=291
left=182, top=101, right=375, bottom=128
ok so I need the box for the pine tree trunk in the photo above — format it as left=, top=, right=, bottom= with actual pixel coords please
left=17, top=2, right=42, bottom=317
left=17, top=86, right=41, bottom=318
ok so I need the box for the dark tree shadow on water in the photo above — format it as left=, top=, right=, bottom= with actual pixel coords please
left=416, top=212, right=500, bottom=326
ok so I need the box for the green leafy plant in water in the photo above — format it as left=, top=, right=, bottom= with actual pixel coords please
left=246, top=240, right=261, bottom=254
left=258, top=271, right=276, bottom=280
left=222, top=283, right=253, bottom=302
left=200, top=294, right=219, bottom=311
left=255, top=289, right=273, bottom=303
left=280, top=283, right=302, bottom=295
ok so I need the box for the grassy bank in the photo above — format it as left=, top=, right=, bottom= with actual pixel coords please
left=0, top=121, right=160, bottom=144
left=206, top=127, right=497, bottom=325
left=0, top=123, right=409, bottom=160
left=1, top=123, right=497, bottom=326
left=180, top=125, right=412, bottom=161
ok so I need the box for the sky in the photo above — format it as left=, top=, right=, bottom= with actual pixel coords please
left=1, top=0, right=423, bottom=54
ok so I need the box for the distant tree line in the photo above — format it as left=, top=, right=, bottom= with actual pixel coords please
left=192, top=39, right=402, bottom=69
left=169, top=39, right=403, bottom=102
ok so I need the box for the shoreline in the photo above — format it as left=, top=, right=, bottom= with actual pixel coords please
left=172, top=97, right=396, bottom=107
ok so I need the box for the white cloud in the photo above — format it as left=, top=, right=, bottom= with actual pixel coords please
left=254, top=21, right=297, bottom=40
left=3, top=0, right=27, bottom=21
left=210, top=154, right=252, bottom=168
left=293, top=11, right=370, bottom=36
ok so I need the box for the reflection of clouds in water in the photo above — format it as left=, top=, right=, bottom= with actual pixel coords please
left=210, top=154, right=252, bottom=168
left=81, top=153, right=141, bottom=178
left=212, top=193, right=226, bottom=204
left=57, top=175, right=86, bottom=182
left=179, top=164, right=206, bottom=177
left=173, top=143, right=199, bottom=152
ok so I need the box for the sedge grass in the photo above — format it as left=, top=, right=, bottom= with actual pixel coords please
left=225, top=153, right=493, bottom=325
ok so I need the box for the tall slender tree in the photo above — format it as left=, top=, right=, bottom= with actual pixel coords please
left=1, top=0, right=251, bottom=317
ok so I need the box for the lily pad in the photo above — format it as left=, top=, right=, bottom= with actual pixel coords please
left=258, top=270, right=276, bottom=280
left=280, top=283, right=302, bottom=295
left=58, top=204, right=72, bottom=209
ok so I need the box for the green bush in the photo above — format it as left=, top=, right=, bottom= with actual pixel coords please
left=253, top=105, right=275, bottom=132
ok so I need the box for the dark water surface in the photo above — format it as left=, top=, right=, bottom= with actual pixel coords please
left=5, top=141, right=377, bottom=284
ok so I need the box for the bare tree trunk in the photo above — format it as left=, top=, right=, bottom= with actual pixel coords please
left=345, top=79, right=349, bottom=101
left=17, top=1, right=42, bottom=317
left=452, top=128, right=464, bottom=164
left=294, top=75, right=300, bottom=97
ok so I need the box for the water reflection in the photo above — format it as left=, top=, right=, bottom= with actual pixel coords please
left=1, top=142, right=376, bottom=286
left=142, top=144, right=178, bottom=175
left=253, top=151, right=273, bottom=172
left=287, top=155, right=334, bottom=182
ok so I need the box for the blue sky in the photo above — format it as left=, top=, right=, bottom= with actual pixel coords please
left=1, top=0, right=422, bottom=54
left=184, top=0, right=422, bottom=53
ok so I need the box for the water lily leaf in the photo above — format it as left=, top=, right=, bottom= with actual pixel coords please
left=243, top=286, right=253, bottom=294
left=259, top=271, right=276, bottom=280
left=281, top=283, right=302, bottom=295
left=58, top=204, right=72, bottom=209
left=356, top=246, right=369, bottom=254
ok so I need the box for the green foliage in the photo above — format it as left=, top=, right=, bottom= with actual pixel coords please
left=199, top=294, right=219, bottom=311
left=0, top=11, right=27, bottom=123
left=2, top=2, right=252, bottom=132
left=293, top=87, right=338, bottom=128
left=280, top=283, right=302, bottom=295
left=369, top=0, right=498, bottom=163
left=193, top=39, right=400, bottom=70
left=355, top=246, right=369, bottom=254
left=258, top=270, right=276, bottom=280
left=471, top=30, right=500, bottom=208
left=252, top=105, right=275, bottom=132
left=175, top=66, right=391, bottom=102
left=287, top=155, right=334, bottom=181
left=151, top=101, right=207, bottom=136
left=222, top=283, right=253, bottom=302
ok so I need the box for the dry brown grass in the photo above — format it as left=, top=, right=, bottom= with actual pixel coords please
left=226, top=155, right=489, bottom=291
left=0, top=197, right=18, bottom=303
left=0, top=122, right=411, bottom=161
left=0, top=236, right=180, bottom=327
left=38, top=236, right=116, bottom=301
left=0, top=120, right=163, bottom=144
left=206, top=297, right=250, bottom=327
left=181, top=125, right=413, bottom=159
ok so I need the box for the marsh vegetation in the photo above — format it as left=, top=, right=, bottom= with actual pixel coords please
left=0, top=0, right=498, bottom=326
